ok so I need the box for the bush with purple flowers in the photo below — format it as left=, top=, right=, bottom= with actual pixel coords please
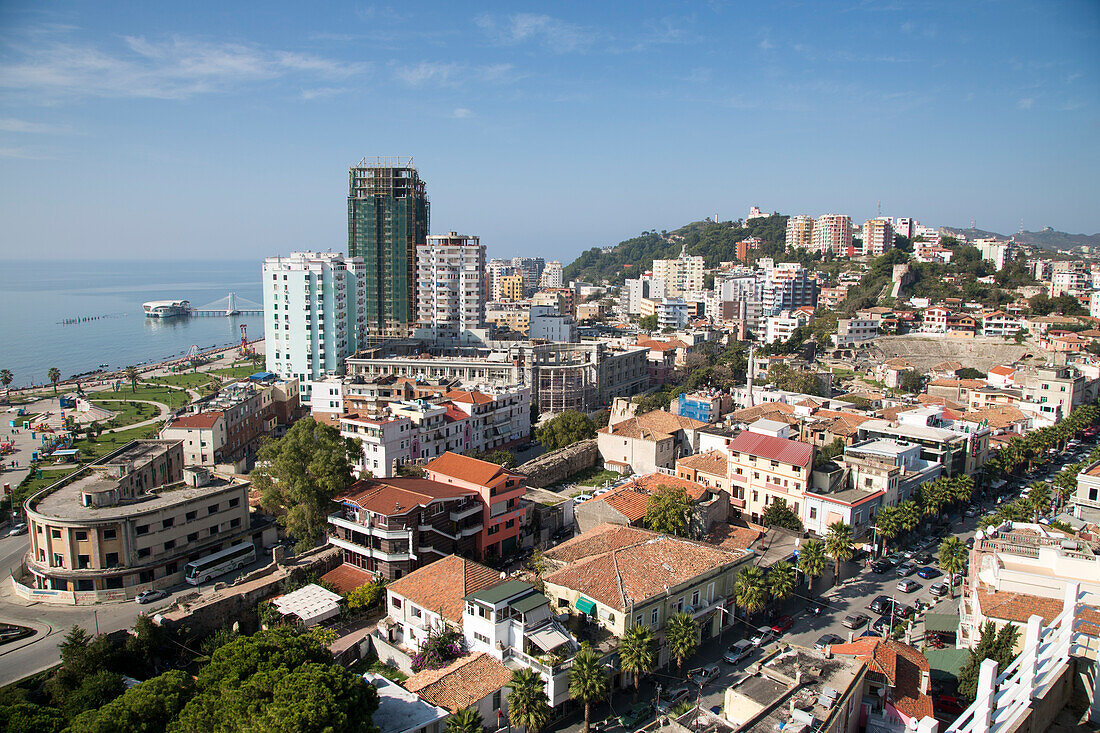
left=411, top=626, right=466, bottom=672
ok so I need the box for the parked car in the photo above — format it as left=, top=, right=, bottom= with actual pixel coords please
left=897, top=579, right=920, bottom=593
left=687, top=665, right=721, bottom=687
left=618, top=702, right=655, bottom=728
left=917, top=566, right=939, bottom=579
left=7, top=522, right=27, bottom=536
left=896, top=604, right=915, bottom=618
left=869, top=595, right=892, bottom=614
left=896, top=563, right=916, bottom=577
left=572, top=494, right=593, bottom=504
left=657, top=687, right=691, bottom=713
left=814, top=633, right=843, bottom=650
left=723, top=640, right=754, bottom=665
left=135, top=589, right=169, bottom=604
left=872, top=615, right=898, bottom=635
left=842, top=614, right=869, bottom=629
left=770, top=615, right=794, bottom=634
left=749, top=626, right=774, bottom=647
left=871, top=559, right=892, bottom=574
left=928, top=582, right=948, bottom=597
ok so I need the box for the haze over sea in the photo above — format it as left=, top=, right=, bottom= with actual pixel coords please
left=1, top=260, right=265, bottom=388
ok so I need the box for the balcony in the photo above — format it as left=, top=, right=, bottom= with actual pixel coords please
left=328, top=514, right=410, bottom=541
left=327, top=534, right=415, bottom=563
left=450, top=504, right=482, bottom=522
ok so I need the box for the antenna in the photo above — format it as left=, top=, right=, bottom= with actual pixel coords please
left=1019, top=218, right=1025, bottom=235
left=877, top=200, right=882, bottom=217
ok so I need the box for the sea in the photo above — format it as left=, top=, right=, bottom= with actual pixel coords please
left=0, top=260, right=266, bottom=388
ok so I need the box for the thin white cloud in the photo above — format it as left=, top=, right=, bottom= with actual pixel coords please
left=0, top=117, right=75, bottom=134
left=759, top=38, right=774, bottom=50
left=0, top=32, right=367, bottom=102
left=475, top=13, right=597, bottom=53
left=451, top=107, right=473, bottom=119
left=393, top=61, right=516, bottom=87
left=300, top=87, right=348, bottom=100
left=1017, top=97, right=1035, bottom=110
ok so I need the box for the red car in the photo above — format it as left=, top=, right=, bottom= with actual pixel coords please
left=770, top=615, right=794, bottom=634
left=934, top=695, right=966, bottom=719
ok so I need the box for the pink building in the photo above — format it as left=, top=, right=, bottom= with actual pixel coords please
left=425, top=452, right=529, bottom=561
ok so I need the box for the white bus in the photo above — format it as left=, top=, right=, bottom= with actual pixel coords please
left=184, top=541, right=256, bottom=585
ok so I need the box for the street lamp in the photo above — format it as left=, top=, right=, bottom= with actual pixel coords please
left=716, top=606, right=731, bottom=645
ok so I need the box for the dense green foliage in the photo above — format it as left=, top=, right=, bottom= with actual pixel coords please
left=643, top=484, right=693, bottom=537
left=508, top=668, right=551, bottom=733
left=957, top=622, right=1020, bottom=702
left=536, top=410, right=596, bottom=450
left=569, top=646, right=608, bottom=733
left=825, top=522, right=854, bottom=585
left=664, top=612, right=699, bottom=672
left=766, top=561, right=796, bottom=613
left=618, top=625, right=656, bottom=699
left=761, top=498, right=803, bottom=532
left=253, top=417, right=361, bottom=550
left=797, top=540, right=827, bottom=596
left=564, top=216, right=789, bottom=285
left=733, top=566, right=767, bottom=616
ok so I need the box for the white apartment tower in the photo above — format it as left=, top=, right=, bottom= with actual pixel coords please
left=651, top=245, right=705, bottom=296
left=862, top=218, right=895, bottom=256
left=264, top=251, right=366, bottom=393
left=785, top=215, right=815, bottom=250
left=416, top=232, right=487, bottom=336
left=539, top=260, right=564, bottom=289
left=487, top=259, right=514, bottom=301
left=811, top=214, right=853, bottom=255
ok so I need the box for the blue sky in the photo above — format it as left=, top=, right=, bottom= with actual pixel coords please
left=0, top=1, right=1097, bottom=262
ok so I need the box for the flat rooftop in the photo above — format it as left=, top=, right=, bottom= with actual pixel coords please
left=363, top=674, right=448, bottom=733
left=33, top=474, right=247, bottom=522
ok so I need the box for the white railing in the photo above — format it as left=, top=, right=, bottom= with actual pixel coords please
left=945, top=582, right=1089, bottom=733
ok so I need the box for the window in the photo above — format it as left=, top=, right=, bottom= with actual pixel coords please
left=474, top=632, right=490, bottom=644
left=186, top=511, right=197, bottom=521
left=636, top=614, right=643, bottom=626
left=208, top=504, right=219, bottom=515
left=188, top=532, right=199, bottom=543
left=810, top=507, right=817, bottom=520
left=162, top=518, right=174, bottom=529
left=104, top=551, right=119, bottom=566
left=392, top=597, right=402, bottom=608
left=209, top=526, right=219, bottom=536
left=691, top=590, right=700, bottom=606
left=103, top=528, right=116, bottom=540
left=53, top=553, right=64, bottom=567
left=75, top=531, right=88, bottom=541
left=492, top=691, right=502, bottom=711
left=230, top=518, right=241, bottom=528
left=77, top=554, right=90, bottom=569
left=138, top=548, right=151, bottom=559
left=229, top=497, right=240, bottom=508
left=51, top=528, right=61, bottom=539
left=651, top=608, right=659, bottom=624
left=164, top=540, right=176, bottom=551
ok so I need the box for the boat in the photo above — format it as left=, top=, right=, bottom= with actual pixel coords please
left=143, top=300, right=191, bottom=318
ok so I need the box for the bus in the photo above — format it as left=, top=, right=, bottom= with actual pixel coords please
left=184, top=541, right=256, bottom=585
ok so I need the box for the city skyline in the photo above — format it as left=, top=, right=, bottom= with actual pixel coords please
left=0, top=1, right=1097, bottom=263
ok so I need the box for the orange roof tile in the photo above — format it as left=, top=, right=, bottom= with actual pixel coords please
left=829, top=638, right=933, bottom=721
left=444, top=389, right=495, bottom=405
left=599, top=410, right=707, bottom=440
left=338, top=478, right=476, bottom=516
left=704, top=521, right=763, bottom=551
left=404, top=652, right=514, bottom=713
left=321, top=563, right=376, bottom=594
left=166, top=411, right=223, bottom=429
left=386, top=555, right=501, bottom=624
left=676, top=450, right=728, bottom=476
left=988, top=365, right=1016, bottom=377
left=425, top=452, right=525, bottom=490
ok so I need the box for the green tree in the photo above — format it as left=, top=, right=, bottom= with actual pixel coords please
left=938, top=536, right=967, bottom=599
left=568, top=646, right=608, bottom=733
left=1, top=369, right=14, bottom=403
left=665, top=612, right=698, bottom=674
left=957, top=622, right=1019, bottom=703
left=898, top=371, right=924, bottom=394
left=124, top=366, right=140, bottom=393
left=797, top=540, right=827, bottom=597
left=48, top=367, right=61, bottom=395
left=253, top=418, right=360, bottom=551
left=638, top=314, right=658, bottom=331
left=447, top=707, right=485, bottom=733
left=766, top=561, right=795, bottom=614
left=825, top=522, right=854, bottom=586
left=643, top=484, right=693, bottom=537
left=761, top=498, right=803, bottom=532
left=535, top=410, right=596, bottom=451
left=874, top=505, right=901, bottom=557
left=507, top=668, right=551, bottom=733
left=733, top=566, right=768, bottom=618
left=62, top=670, right=125, bottom=719
left=347, top=580, right=385, bottom=611
left=1025, top=482, right=1051, bottom=522
left=0, top=703, right=65, bottom=733
left=618, top=624, right=656, bottom=701
left=69, top=670, right=195, bottom=732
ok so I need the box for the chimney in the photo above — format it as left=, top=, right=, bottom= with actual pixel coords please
left=795, top=670, right=802, bottom=685
left=847, top=631, right=854, bottom=643
left=921, top=670, right=931, bottom=695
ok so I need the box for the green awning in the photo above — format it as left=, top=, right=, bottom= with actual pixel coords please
left=924, top=613, right=959, bottom=634
left=925, top=649, right=970, bottom=683
left=576, top=597, right=597, bottom=615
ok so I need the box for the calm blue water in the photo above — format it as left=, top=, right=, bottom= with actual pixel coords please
left=0, top=260, right=265, bottom=388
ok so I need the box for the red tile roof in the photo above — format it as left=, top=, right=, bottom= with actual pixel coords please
left=166, top=411, right=223, bottom=429
left=599, top=410, right=707, bottom=440
left=321, top=563, right=376, bottom=594
left=988, top=365, right=1016, bottom=377
left=386, top=555, right=501, bottom=624
left=444, top=389, right=495, bottom=405
left=579, top=473, right=710, bottom=522
left=704, top=521, right=763, bottom=550
left=338, top=478, right=476, bottom=515
left=726, top=431, right=813, bottom=467
left=404, top=652, right=513, bottom=712
left=425, top=451, right=525, bottom=490
left=830, top=638, right=933, bottom=721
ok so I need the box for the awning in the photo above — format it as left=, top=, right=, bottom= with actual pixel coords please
left=576, top=597, right=597, bottom=615
left=527, top=625, right=573, bottom=653
left=924, top=613, right=959, bottom=634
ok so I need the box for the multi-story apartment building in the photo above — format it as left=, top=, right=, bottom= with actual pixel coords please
left=651, top=247, right=705, bottom=297
left=858, top=407, right=987, bottom=478
left=539, top=260, right=563, bottom=289
left=921, top=307, right=950, bottom=334
left=425, top=452, right=528, bottom=560
left=263, top=251, right=366, bottom=387
left=841, top=438, right=942, bottom=508
left=328, top=479, right=483, bottom=580
left=835, top=317, right=879, bottom=348
left=785, top=215, right=815, bottom=250
left=735, top=237, right=763, bottom=262
left=622, top=276, right=667, bottom=315
left=725, top=429, right=814, bottom=524
left=762, top=262, right=817, bottom=315
left=639, top=297, right=693, bottom=329
left=416, top=232, right=486, bottom=336
left=980, top=310, right=1023, bottom=337
left=862, top=217, right=895, bottom=256
left=443, top=387, right=531, bottom=454
left=498, top=274, right=525, bottom=302
left=811, top=214, right=853, bottom=255
left=528, top=305, right=578, bottom=342
left=388, top=400, right=459, bottom=463
left=347, top=158, right=429, bottom=339
left=23, top=441, right=260, bottom=597
left=974, top=238, right=1013, bottom=271
left=487, top=259, right=515, bottom=301
left=1051, top=270, right=1088, bottom=297
left=485, top=300, right=531, bottom=332
left=511, top=257, right=545, bottom=297
left=820, top=285, right=851, bottom=310
left=764, top=309, right=812, bottom=344
left=1015, top=364, right=1099, bottom=423
left=893, top=217, right=915, bottom=239
left=341, top=413, right=414, bottom=477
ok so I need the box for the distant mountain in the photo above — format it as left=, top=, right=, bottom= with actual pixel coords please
left=563, top=215, right=789, bottom=285
left=942, top=226, right=1100, bottom=252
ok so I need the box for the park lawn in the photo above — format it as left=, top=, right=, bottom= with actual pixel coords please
left=576, top=468, right=621, bottom=487
left=209, top=364, right=259, bottom=380
left=95, top=383, right=190, bottom=410
left=71, top=423, right=162, bottom=461
left=90, top=399, right=161, bottom=429
left=149, top=372, right=218, bottom=390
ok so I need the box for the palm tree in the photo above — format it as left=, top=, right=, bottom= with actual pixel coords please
left=508, top=668, right=551, bottom=733
left=766, top=561, right=795, bottom=615
left=898, top=500, right=920, bottom=537
left=569, top=646, right=607, bottom=733
left=619, top=624, right=656, bottom=701
left=938, top=537, right=967, bottom=599
left=797, top=540, right=827, bottom=597
left=1025, top=482, right=1051, bottom=522
left=446, top=707, right=484, bottom=733
left=825, top=522, right=854, bottom=586
left=48, top=367, right=61, bottom=395
left=665, top=612, right=698, bottom=675
left=733, top=566, right=768, bottom=620
left=124, top=365, right=140, bottom=393
left=874, top=506, right=901, bottom=557
left=0, top=369, right=12, bottom=404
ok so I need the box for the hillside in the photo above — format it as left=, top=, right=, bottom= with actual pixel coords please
left=563, top=214, right=789, bottom=284
left=942, top=226, right=1100, bottom=252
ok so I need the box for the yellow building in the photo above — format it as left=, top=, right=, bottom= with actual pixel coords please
left=499, top=274, right=525, bottom=302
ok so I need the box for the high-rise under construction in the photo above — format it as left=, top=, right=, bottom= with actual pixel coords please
left=348, top=157, right=430, bottom=339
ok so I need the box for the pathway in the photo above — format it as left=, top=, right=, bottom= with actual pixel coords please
left=90, top=398, right=170, bottom=434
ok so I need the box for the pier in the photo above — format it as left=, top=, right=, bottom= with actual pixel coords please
left=146, top=292, right=263, bottom=317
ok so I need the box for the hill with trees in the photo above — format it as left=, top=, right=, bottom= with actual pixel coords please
left=563, top=215, right=790, bottom=285
left=942, top=226, right=1100, bottom=252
